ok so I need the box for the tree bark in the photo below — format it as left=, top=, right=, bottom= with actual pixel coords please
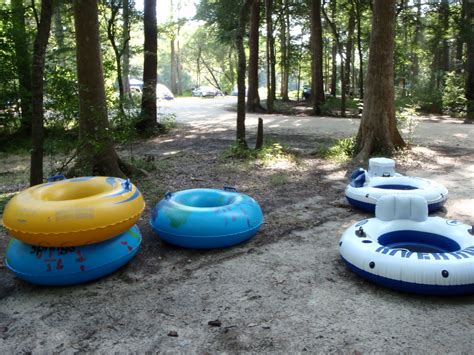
left=73, top=0, right=124, bottom=176
left=137, top=0, right=158, bottom=133
left=247, top=0, right=261, bottom=112
left=354, top=0, right=363, bottom=98
left=106, top=1, right=125, bottom=113
left=30, top=0, right=53, bottom=186
left=11, top=0, right=33, bottom=135
left=354, top=0, right=405, bottom=161
left=279, top=0, right=290, bottom=101
left=345, top=5, right=355, bottom=97
left=236, top=0, right=253, bottom=146
left=465, top=0, right=474, bottom=123
left=330, top=0, right=337, bottom=97
left=265, top=0, right=275, bottom=113
left=411, top=0, right=421, bottom=84
left=122, top=0, right=131, bottom=96
left=170, top=38, right=178, bottom=95
left=310, top=0, right=324, bottom=115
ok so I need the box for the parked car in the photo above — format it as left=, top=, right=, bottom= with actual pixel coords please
left=128, top=79, right=174, bottom=100
left=192, top=86, right=221, bottom=98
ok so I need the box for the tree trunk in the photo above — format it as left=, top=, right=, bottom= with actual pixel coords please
left=340, top=59, right=346, bottom=117
left=329, top=0, right=337, bottom=97
left=170, top=38, right=178, bottom=94
left=53, top=1, right=64, bottom=49
left=310, top=0, right=324, bottom=115
left=106, top=2, right=125, bottom=113
left=465, top=0, right=474, bottom=123
left=247, top=0, right=261, bottom=112
left=176, top=27, right=183, bottom=96
left=73, top=0, right=124, bottom=176
left=11, top=0, right=32, bottom=135
left=330, top=40, right=337, bottom=96
left=30, top=0, right=53, bottom=186
left=265, top=0, right=275, bottom=113
left=122, top=0, right=131, bottom=96
left=354, top=0, right=364, bottom=98
left=137, top=0, right=158, bottom=133
left=411, top=0, right=421, bottom=84
left=345, top=5, right=355, bottom=97
left=354, top=0, right=405, bottom=161
left=279, top=0, right=290, bottom=101
left=236, top=0, right=253, bottom=147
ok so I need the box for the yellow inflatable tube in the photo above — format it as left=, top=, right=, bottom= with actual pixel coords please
left=2, top=176, right=145, bottom=247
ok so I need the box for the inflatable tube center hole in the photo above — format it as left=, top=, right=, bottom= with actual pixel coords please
left=378, top=230, right=460, bottom=253
left=373, top=184, right=418, bottom=190
left=175, top=191, right=236, bottom=208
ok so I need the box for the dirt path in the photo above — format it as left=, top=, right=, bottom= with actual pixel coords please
left=0, top=103, right=473, bottom=352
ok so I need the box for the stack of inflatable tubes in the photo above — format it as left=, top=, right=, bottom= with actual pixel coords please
left=340, top=195, right=474, bottom=296
left=2, top=176, right=145, bottom=285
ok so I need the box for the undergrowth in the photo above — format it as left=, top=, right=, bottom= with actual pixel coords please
left=221, top=141, right=300, bottom=166
left=316, top=137, right=356, bottom=162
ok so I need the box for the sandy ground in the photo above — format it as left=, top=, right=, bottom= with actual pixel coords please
left=0, top=97, right=473, bottom=353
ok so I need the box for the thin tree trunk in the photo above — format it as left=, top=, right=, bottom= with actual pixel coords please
left=310, top=0, right=324, bottom=115
left=73, top=0, right=124, bottom=176
left=353, top=0, right=364, bottom=98
left=122, top=0, right=131, bottom=96
left=30, top=0, right=54, bottom=186
left=11, top=0, right=32, bottom=135
left=412, top=0, right=421, bottom=84
left=354, top=0, right=405, bottom=161
left=265, top=0, right=275, bottom=113
left=177, top=28, right=183, bottom=96
left=138, top=0, right=159, bottom=133
left=345, top=6, right=355, bottom=98
left=331, top=40, right=337, bottom=96
left=236, top=0, right=253, bottom=146
left=465, top=0, right=474, bottom=122
left=53, top=1, right=64, bottom=49
left=106, top=2, right=125, bottom=113
left=279, top=0, right=290, bottom=101
left=247, top=0, right=261, bottom=112
left=340, top=59, right=346, bottom=116
left=170, top=38, right=178, bottom=94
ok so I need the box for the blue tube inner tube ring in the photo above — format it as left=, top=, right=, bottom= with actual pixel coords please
left=150, top=188, right=264, bottom=249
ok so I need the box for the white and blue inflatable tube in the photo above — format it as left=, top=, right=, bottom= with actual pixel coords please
left=339, top=195, right=474, bottom=296
left=345, top=168, right=448, bottom=213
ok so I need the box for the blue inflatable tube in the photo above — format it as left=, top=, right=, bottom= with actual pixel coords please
left=5, top=225, right=142, bottom=286
left=150, top=187, right=264, bottom=249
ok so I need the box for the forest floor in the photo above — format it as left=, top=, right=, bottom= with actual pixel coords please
left=0, top=97, right=473, bottom=352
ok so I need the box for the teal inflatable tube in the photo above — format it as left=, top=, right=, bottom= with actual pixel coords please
left=5, top=225, right=142, bottom=286
left=150, top=187, right=264, bottom=249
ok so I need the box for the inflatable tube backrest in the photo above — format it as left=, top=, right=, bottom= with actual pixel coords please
left=349, top=168, right=366, bottom=187
left=375, top=195, right=428, bottom=222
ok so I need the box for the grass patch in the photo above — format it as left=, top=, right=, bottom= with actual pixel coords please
left=269, top=174, right=288, bottom=187
left=316, top=137, right=355, bottom=162
left=221, top=141, right=300, bottom=166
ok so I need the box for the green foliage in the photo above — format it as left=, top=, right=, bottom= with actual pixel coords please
left=157, top=113, right=177, bottom=133
left=442, top=71, right=466, bottom=117
left=396, top=104, right=419, bottom=146
left=317, top=137, right=355, bottom=162
left=320, top=96, right=360, bottom=115
left=222, top=141, right=297, bottom=163
left=411, top=84, right=443, bottom=113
